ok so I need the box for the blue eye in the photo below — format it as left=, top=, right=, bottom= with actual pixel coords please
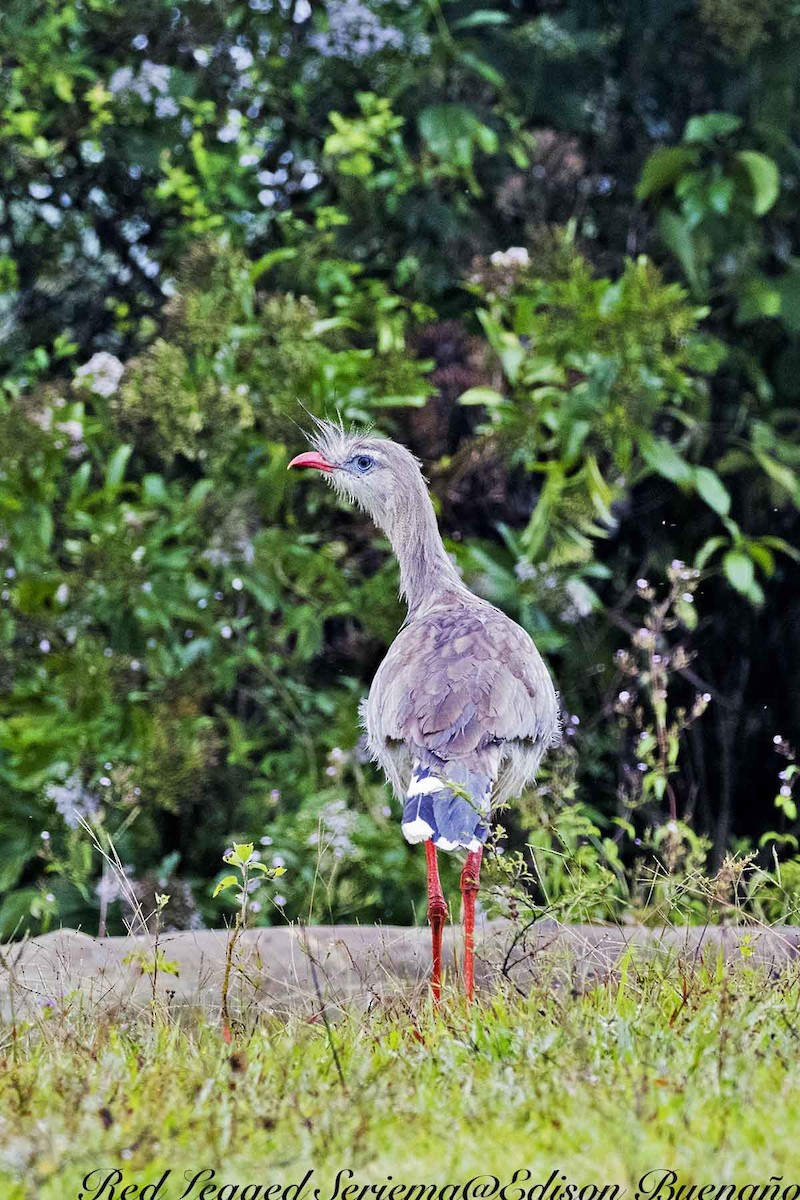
left=352, top=454, right=375, bottom=474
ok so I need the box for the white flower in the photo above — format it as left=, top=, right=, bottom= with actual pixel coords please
left=490, top=247, right=530, bottom=268
left=57, top=420, right=83, bottom=442
left=230, top=46, right=254, bottom=71
left=46, top=773, right=99, bottom=828
left=155, top=96, right=178, bottom=118
left=40, top=204, right=63, bottom=226
left=217, top=110, right=243, bottom=143
left=139, top=61, right=170, bottom=96
left=562, top=578, right=594, bottom=622
left=110, top=61, right=170, bottom=103
left=109, top=67, right=135, bottom=94
left=308, top=0, right=410, bottom=60
left=96, top=873, right=121, bottom=904
left=74, top=352, right=124, bottom=397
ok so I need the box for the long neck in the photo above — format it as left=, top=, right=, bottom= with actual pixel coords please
left=383, top=481, right=465, bottom=615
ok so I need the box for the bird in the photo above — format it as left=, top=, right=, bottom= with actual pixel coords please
left=289, top=420, right=560, bottom=1002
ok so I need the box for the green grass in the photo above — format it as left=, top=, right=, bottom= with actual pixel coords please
left=1, top=953, right=799, bottom=1198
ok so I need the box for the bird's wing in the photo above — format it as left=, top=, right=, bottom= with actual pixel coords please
left=369, top=603, right=558, bottom=765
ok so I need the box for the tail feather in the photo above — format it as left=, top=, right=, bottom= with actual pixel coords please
left=401, top=760, right=491, bottom=851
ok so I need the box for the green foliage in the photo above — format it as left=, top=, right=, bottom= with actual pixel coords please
left=637, top=111, right=783, bottom=305
left=1, top=0, right=799, bottom=937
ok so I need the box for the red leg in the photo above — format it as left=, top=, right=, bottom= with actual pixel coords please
left=425, top=840, right=448, bottom=1004
left=460, top=847, right=483, bottom=1003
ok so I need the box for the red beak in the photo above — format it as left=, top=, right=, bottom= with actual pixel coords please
left=287, top=451, right=336, bottom=473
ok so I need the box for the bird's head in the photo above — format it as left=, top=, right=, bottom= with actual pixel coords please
left=288, top=419, right=425, bottom=531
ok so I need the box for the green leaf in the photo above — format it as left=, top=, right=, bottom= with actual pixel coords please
left=723, top=550, right=755, bottom=593
left=694, top=466, right=731, bottom=515
left=753, top=450, right=799, bottom=498
left=458, top=386, right=506, bottom=407
left=53, top=72, right=75, bottom=104
left=658, top=210, right=702, bottom=295
left=250, top=861, right=272, bottom=874
left=370, top=393, right=430, bottom=408
left=213, top=875, right=239, bottom=898
left=418, top=104, right=497, bottom=169
left=695, top=535, right=727, bottom=570
left=454, top=10, right=511, bottom=28
left=675, top=596, right=698, bottom=630
left=760, top=535, right=800, bottom=563
left=142, top=474, right=168, bottom=503
left=227, top=842, right=254, bottom=866
left=106, top=444, right=133, bottom=488
left=640, top=436, right=694, bottom=484
left=747, top=542, right=775, bottom=577
left=737, top=276, right=781, bottom=324
left=457, top=51, right=506, bottom=89
left=734, top=151, right=780, bottom=216
left=250, top=248, right=297, bottom=283
left=636, top=147, right=697, bottom=200
left=69, top=461, right=92, bottom=504
left=776, top=793, right=798, bottom=822
left=683, top=112, right=742, bottom=144
left=776, top=270, right=800, bottom=333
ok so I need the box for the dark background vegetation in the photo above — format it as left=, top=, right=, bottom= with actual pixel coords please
left=1, top=0, right=799, bottom=935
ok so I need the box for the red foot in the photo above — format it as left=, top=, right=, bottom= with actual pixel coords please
left=460, top=848, right=483, bottom=1003
left=425, top=840, right=448, bottom=1005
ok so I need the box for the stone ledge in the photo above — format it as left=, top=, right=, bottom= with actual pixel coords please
left=1, top=921, right=797, bottom=1018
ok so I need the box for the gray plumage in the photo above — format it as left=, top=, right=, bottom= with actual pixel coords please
left=295, top=420, right=561, bottom=852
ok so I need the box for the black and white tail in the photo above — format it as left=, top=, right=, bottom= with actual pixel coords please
left=401, top=760, right=492, bottom=852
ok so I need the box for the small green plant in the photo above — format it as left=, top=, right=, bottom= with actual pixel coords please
left=614, top=562, right=709, bottom=821
left=122, top=893, right=180, bottom=1017
left=214, top=842, right=286, bottom=1041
